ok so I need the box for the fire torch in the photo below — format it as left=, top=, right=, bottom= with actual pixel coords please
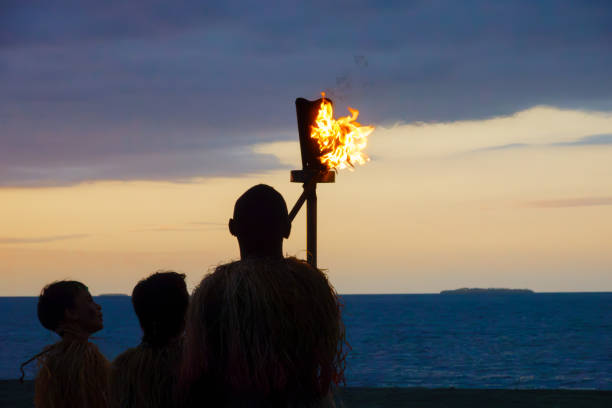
left=288, top=93, right=374, bottom=268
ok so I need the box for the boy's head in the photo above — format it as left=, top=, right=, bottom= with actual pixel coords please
left=228, top=184, right=291, bottom=258
left=132, top=271, right=189, bottom=346
left=37, top=280, right=103, bottom=336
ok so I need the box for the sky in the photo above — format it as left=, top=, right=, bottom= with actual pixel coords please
left=1, top=1, right=611, bottom=295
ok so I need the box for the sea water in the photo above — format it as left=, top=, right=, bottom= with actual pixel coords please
left=1, top=293, right=610, bottom=389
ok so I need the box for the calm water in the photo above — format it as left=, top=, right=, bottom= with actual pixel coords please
left=1, top=293, right=610, bottom=389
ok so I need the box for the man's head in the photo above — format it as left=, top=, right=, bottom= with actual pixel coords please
left=132, top=271, right=189, bottom=346
left=229, top=184, right=291, bottom=259
left=38, top=280, right=103, bottom=337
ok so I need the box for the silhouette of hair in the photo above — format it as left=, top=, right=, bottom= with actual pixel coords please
left=37, top=280, right=88, bottom=332
left=232, top=184, right=289, bottom=239
left=181, top=257, right=347, bottom=405
left=132, top=271, right=188, bottom=346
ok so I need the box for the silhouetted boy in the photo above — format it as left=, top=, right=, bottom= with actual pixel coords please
left=34, top=280, right=109, bottom=408
left=182, top=184, right=346, bottom=407
left=110, top=271, right=189, bottom=408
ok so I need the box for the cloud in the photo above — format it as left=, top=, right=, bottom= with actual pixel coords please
left=552, top=133, right=612, bottom=147
left=471, top=143, right=531, bottom=153
left=0, top=146, right=290, bottom=187
left=523, top=197, right=612, bottom=208
left=132, top=228, right=212, bottom=232
left=471, top=133, right=612, bottom=153
left=189, top=221, right=227, bottom=227
left=0, top=1, right=228, bottom=47
left=0, top=234, right=90, bottom=244
left=131, top=222, right=226, bottom=232
left=370, top=106, right=612, bottom=160
left=1, top=1, right=611, bottom=186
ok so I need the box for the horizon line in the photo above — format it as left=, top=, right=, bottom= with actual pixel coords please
left=1, top=290, right=612, bottom=297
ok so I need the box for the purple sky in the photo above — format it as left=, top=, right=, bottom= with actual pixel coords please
left=2, top=0, right=611, bottom=186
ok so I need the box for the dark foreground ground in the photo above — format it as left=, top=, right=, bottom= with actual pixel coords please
left=2, top=380, right=611, bottom=407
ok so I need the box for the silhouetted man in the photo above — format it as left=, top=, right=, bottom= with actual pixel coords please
left=229, top=183, right=291, bottom=260
left=182, top=184, right=346, bottom=407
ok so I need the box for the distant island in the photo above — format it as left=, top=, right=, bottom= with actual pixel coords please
left=97, top=293, right=129, bottom=297
left=440, top=288, right=534, bottom=295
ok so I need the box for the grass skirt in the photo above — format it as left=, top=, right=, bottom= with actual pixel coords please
left=110, top=340, right=182, bottom=408
left=35, top=339, right=110, bottom=408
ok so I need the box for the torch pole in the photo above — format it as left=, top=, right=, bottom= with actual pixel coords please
left=292, top=97, right=335, bottom=269
left=288, top=173, right=321, bottom=268
left=306, top=184, right=317, bottom=267
left=288, top=175, right=318, bottom=222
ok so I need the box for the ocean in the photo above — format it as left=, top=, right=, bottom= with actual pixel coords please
left=1, top=293, right=610, bottom=389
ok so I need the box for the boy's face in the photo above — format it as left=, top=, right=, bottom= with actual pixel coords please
left=64, top=289, right=103, bottom=335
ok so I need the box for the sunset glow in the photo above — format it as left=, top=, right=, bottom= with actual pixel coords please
left=1, top=2, right=611, bottom=296
left=1, top=105, right=611, bottom=295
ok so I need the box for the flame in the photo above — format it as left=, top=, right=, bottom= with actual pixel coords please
left=310, top=92, right=374, bottom=171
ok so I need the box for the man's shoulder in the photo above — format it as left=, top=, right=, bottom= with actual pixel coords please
left=204, top=257, right=335, bottom=301
left=214, top=256, right=319, bottom=270
left=283, top=256, right=319, bottom=271
left=111, top=347, right=139, bottom=368
left=284, top=257, right=330, bottom=278
left=213, top=256, right=327, bottom=276
left=212, top=259, right=241, bottom=273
